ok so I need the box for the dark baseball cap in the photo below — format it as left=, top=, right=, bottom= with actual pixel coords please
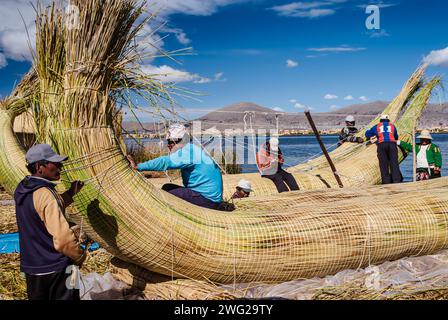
left=25, top=144, right=68, bottom=164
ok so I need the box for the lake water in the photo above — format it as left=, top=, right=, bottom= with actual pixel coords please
left=127, top=134, right=448, bottom=182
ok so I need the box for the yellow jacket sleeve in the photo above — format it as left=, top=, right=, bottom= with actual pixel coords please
left=33, top=188, right=84, bottom=262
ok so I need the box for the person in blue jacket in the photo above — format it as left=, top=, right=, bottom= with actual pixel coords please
left=365, top=114, right=402, bottom=184
left=127, top=124, right=224, bottom=210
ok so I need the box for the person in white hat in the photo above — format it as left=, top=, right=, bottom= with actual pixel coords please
left=365, top=114, right=402, bottom=184
left=337, top=115, right=364, bottom=147
left=256, top=137, right=299, bottom=193
left=127, top=123, right=224, bottom=210
left=231, top=179, right=253, bottom=199
left=397, top=129, right=442, bottom=180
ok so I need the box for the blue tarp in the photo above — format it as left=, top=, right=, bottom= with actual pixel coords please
left=0, top=232, right=20, bottom=254
left=0, top=232, right=100, bottom=254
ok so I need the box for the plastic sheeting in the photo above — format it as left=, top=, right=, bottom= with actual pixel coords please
left=224, top=249, right=448, bottom=299
left=80, top=272, right=144, bottom=300
left=80, top=250, right=448, bottom=300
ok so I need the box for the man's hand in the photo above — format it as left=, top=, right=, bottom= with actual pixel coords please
left=126, top=155, right=138, bottom=170
left=434, top=167, right=441, bottom=175
left=71, top=225, right=88, bottom=244
left=68, top=180, right=84, bottom=196
left=357, top=137, right=364, bottom=143
left=74, top=250, right=87, bottom=268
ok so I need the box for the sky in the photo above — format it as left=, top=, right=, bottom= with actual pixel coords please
left=0, top=0, right=447, bottom=121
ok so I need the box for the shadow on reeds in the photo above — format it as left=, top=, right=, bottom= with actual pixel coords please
left=87, top=199, right=118, bottom=250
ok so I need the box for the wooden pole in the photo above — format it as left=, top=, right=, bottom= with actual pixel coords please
left=412, top=125, right=417, bottom=182
left=304, top=111, right=344, bottom=188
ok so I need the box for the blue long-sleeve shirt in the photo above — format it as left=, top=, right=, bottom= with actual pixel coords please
left=137, top=143, right=223, bottom=203
left=365, top=121, right=398, bottom=143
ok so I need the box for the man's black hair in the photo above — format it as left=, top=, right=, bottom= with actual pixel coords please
left=26, top=160, right=49, bottom=175
left=167, top=138, right=183, bottom=145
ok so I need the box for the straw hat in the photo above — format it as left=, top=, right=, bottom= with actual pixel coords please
left=237, top=179, right=253, bottom=193
left=417, top=129, right=433, bottom=140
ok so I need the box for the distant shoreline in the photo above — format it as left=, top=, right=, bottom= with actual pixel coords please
left=124, top=131, right=448, bottom=140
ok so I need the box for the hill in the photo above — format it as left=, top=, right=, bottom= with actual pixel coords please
left=122, top=101, right=448, bottom=133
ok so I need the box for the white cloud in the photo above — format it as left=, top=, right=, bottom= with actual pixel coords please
left=286, top=59, right=299, bottom=68
left=272, top=107, right=285, bottom=112
left=344, top=95, right=354, bottom=100
left=368, top=29, right=390, bottom=38
left=329, top=105, right=340, bottom=110
left=324, top=94, right=338, bottom=100
left=141, top=64, right=209, bottom=83
left=162, top=27, right=192, bottom=45
left=269, top=1, right=346, bottom=19
left=297, top=9, right=335, bottom=18
left=357, top=2, right=398, bottom=9
left=140, top=65, right=228, bottom=85
left=176, top=31, right=192, bottom=45
left=214, top=72, right=226, bottom=81
left=0, top=0, right=246, bottom=70
left=295, top=103, right=311, bottom=109
left=151, top=0, right=251, bottom=16
left=423, top=47, right=448, bottom=67
left=0, top=52, right=7, bottom=69
left=0, top=0, right=45, bottom=63
left=289, top=99, right=297, bottom=104
left=305, top=53, right=328, bottom=59
left=194, top=76, right=212, bottom=84
left=359, top=96, right=369, bottom=101
left=308, top=46, right=366, bottom=52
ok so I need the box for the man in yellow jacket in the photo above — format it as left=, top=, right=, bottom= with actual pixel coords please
left=14, top=144, right=86, bottom=300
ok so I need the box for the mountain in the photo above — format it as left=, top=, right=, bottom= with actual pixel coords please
left=330, top=101, right=390, bottom=115
left=121, top=101, right=448, bottom=133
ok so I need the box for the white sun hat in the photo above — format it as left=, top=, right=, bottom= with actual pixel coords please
left=167, top=123, right=187, bottom=140
left=345, top=115, right=355, bottom=122
left=380, top=114, right=389, bottom=120
left=417, top=129, right=433, bottom=140
left=237, top=179, right=253, bottom=193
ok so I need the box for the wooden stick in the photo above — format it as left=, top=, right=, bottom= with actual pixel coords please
left=412, top=125, right=417, bottom=182
left=305, top=110, right=344, bottom=188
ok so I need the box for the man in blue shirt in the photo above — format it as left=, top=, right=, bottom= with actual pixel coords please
left=127, top=124, right=223, bottom=210
left=365, top=114, right=402, bottom=184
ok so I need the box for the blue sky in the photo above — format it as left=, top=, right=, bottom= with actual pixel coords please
left=1, top=0, right=447, bottom=121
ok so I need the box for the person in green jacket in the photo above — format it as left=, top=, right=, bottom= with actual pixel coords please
left=397, top=129, right=442, bottom=181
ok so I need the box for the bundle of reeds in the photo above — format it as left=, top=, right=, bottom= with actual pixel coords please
left=1, top=0, right=448, bottom=286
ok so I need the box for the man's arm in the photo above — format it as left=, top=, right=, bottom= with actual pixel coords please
left=60, top=181, right=84, bottom=208
left=339, top=128, right=348, bottom=143
left=137, top=147, right=192, bottom=171
left=365, top=126, right=376, bottom=139
left=397, top=140, right=413, bottom=153
left=433, top=145, right=443, bottom=168
left=33, top=188, right=85, bottom=265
